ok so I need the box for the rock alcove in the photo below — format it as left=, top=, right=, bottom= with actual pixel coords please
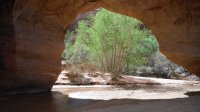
left=0, top=0, right=200, bottom=94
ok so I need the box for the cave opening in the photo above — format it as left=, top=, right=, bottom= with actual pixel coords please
left=51, top=8, right=200, bottom=103
left=54, top=8, right=199, bottom=88
left=1, top=1, right=200, bottom=112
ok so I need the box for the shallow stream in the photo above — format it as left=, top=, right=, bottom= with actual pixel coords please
left=0, top=84, right=200, bottom=112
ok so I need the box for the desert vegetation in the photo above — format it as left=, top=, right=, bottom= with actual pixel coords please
left=60, top=9, right=198, bottom=84
left=62, top=9, right=158, bottom=80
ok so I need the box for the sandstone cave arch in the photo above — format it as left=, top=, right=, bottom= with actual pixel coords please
left=0, top=0, right=200, bottom=94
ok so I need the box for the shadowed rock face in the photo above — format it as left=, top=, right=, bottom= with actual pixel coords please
left=0, top=0, right=200, bottom=94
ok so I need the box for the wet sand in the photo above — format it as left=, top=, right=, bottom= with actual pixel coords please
left=0, top=77, right=200, bottom=112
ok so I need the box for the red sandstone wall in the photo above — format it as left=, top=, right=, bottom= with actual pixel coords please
left=0, top=0, right=200, bottom=94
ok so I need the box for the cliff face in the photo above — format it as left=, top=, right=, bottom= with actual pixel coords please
left=0, top=0, right=200, bottom=94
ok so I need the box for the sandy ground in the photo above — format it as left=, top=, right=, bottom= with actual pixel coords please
left=52, top=76, right=200, bottom=112
left=0, top=77, right=200, bottom=112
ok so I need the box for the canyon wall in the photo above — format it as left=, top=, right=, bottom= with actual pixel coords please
left=0, top=0, right=199, bottom=94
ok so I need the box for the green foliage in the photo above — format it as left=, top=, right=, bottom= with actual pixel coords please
left=62, top=31, right=76, bottom=60
left=62, top=9, right=158, bottom=79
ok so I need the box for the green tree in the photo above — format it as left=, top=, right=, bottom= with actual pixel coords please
left=63, top=9, right=158, bottom=80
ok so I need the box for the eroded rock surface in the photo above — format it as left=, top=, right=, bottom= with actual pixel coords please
left=0, top=0, right=200, bottom=94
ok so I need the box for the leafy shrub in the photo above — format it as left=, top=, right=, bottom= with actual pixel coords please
left=62, top=9, right=158, bottom=80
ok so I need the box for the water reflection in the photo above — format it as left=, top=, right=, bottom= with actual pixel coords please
left=0, top=92, right=59, bottom=112
left=0, top=91, right=97, bottom=112
left=0, top=87, right=200, bottom=112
